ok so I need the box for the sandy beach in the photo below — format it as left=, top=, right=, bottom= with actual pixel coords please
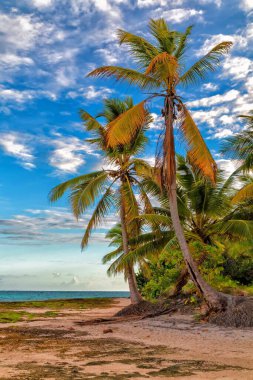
left=0, top=297, right=252, bottom=379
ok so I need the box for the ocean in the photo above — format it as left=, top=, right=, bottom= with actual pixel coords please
left=0, top=291, right=130, bottom=302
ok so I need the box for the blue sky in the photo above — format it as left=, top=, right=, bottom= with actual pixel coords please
left=0, top=0, right=252, bottom=290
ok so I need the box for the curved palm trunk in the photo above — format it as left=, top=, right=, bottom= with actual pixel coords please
left=120, top=185, right=142, bottom=304
left=172, top=251, right=209, bottom=296
left=164, top=96, right=228, bottom=311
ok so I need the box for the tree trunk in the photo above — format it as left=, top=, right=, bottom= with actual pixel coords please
left=163, top=96, right=229, bottom=311
left=120, top=186, right=142, bottom=304
left=172, top=251, right=209, bottom=296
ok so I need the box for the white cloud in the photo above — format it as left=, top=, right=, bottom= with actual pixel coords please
left=191, top=106, right=229, bottom=127
left=202, top=82, right=218, bottom=91
left=149, top=113, right=164, bottom=130
left=0, top=85, right=57, bottom=110
left=0, top=13, right=43, bottom=52
left=222, top=56, right=253, bottom=80
left=188, top=89, right=239, bottom=108
left=0, top=53, right=34, bottom=67
left=137, top=0, right=184, bottom=7
left=240, top=0, right=253, bottom=12
left=198, top=34, right=246, bottom=56
left=30, top=0, right=54, bottom=8
left=68, top=85, right=114, bottom=101
left=213, top=128, right=234, bottom=139
left=156, top=8, right=204, bottom=23
left=245, top=75, right=253, bottom=93
left=198, top=0, right=222, bottom=6
left=49, top=134, right=99, bottom=173
left=0, top=87, right=34, bottom=104
left=0, top=132, right=35, bottom=170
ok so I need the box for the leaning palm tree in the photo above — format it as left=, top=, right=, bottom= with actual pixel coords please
left=222, top=112, right=253, bottom=203
left=49, top=97, right=153, bottom=304
left=88, top=19, right=233, bottom=310
left=118, top=156, right=253, bottom=296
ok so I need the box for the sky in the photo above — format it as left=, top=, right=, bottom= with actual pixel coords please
left=0, top=0, right=252, bottom=291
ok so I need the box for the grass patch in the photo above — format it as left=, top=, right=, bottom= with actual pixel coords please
left=0, top=297, right=115, bottom=311
left=0, top=310, right=60, bottom=323
left=0, top=311, right=26, bottom=323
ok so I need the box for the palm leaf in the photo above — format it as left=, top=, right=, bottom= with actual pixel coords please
left=106, top=100, right=148, bottom=147
left=174, top=25, right=193, bottom=61
left=117, top=29, right=159, bottom=68
left=179, top=106, right=217, bottom=183
left=80, top=110, right=103, bottom=131
left=70, top=171, right=109, bottom=218
left=87, top=66, right=161, bottom=90
left=180, top=41, right=232, bottom=86
left=216, top=219, right=253, bottom=240
left=145, top=52, right=179, bottom=84
left=81, top=187, right=115, bottom=249
left=148, top=18, right=178, bottom=54
left=232, top=183, right=253, bottom=204
left=49, top=171, right=105, bottom=203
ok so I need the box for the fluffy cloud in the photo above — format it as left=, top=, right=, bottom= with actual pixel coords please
left=67, top=85, right=114, bottom=100
left=213, top=128, right=234, bottom=139
left=137, top=0, right=184, bottom=7
left=240, top=0, right=253, bottom=12
left=49, top=134, right=99, bottom=173
left=202, top=82, right=218, bottom=91
left=222, top=56, right=253, bottom=80
left=155, top=8, right=204, bottom=23
left=0, top=85, right=56, bottom=112
left=149, top=113, right=164, bottom=130
left=198, top=34, right=247, bottom=56
left=30, top=0, right=54, bottom=8
left=188, top=89, right=239, bottom=108
left=0, top=132, right=35, bottom=170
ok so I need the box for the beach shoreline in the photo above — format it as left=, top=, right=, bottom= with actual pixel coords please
left=0, top=297, right=252, bottom=379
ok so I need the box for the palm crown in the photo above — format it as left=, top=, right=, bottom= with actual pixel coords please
left=88, top=19, right=232, bottom=184
left=49, top=97, right=153, bottom=249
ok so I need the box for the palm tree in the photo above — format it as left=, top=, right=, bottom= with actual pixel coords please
left=49, top=97, right=153, bottom=304
left=222, top=112, right=253, bottom=203
left=118, top=155, right=253, bottom=296
left=87, top=19, right=232, bottom=310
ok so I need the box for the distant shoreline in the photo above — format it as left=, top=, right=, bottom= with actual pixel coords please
left=0, top=290, right=130, bottom=302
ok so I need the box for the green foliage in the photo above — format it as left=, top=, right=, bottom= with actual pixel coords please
left=137, top=241, right=253, bottom=300
left=136, top=249, right=183, bottom=300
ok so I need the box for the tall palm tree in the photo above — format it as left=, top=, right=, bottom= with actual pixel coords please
left=222, top=113, right=253, bottom=203
left=87, top=19, right=232, bottom=310
left=49, top=97, right=153, bottom=304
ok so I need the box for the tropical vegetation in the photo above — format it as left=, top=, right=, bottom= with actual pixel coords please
left=50, top=19, right=252, bottom=320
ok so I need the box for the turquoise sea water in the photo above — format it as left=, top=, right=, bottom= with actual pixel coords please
left=0, top=291, right=130, bottom=302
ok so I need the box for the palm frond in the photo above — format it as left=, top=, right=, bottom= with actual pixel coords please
left=102, top=246, right=123, bottom=264
left=179, top=106, right=217, bottom=183
left=106, top=100, right=148, bottom=147
left=81, top=187, right=114, bottom=249
left=232, top=183, right=253, bottom=204
left=217, top=219, right=253, bottom=240
left=180, top=41, right=232, bottom=86
left=145, top=52, right=179, bottom=84
left=87, top=66, right=161, bottom=90
left=70, top=171, right=109, bottom=218
left=49, top=171, right=105, bottom=203
left=174, top=25, right=193, bottom=61
left=80, top=110, right=103, bottom=131
left=117, top=29, right=159, bottom=68
left=149, top=18, right=178, bottom=54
